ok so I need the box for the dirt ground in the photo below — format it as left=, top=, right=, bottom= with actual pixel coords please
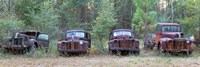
left=0, top=50, right=200, bottom=67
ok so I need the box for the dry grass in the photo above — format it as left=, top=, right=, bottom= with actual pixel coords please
left=0, top=54, right=200, bottom=67
left=0, top=40, right=200, bottom=67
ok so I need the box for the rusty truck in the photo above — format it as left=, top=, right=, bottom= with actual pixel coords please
left=108, top=29, right=140, bottom=55
left=155, top=23, right=194, bottom=55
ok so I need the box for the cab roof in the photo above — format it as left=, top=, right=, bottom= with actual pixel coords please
left=66, top=30, right=88, bottom=33
left=18, top=30, right=49, bottom=34
left=157, top=23, right=180, bottom=26
left=19, top=30, right=40, bottom=33
left=112, top=29, right=132, bottom=32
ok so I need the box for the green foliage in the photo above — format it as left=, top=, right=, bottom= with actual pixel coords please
left=14, top=0, right=60, bottom=38
left=174, top=0, right=200, bottom=37
left=24, top=40, right=59, bottom=58
left=57, top=0, right=93, bottom=30
left=132, top=0, right=158, bottom=38
left=15, top=0, right=46, bottom=25
left=0, top=16, right=24, bottom=40
left=113, top=0, right=134, bottom=28
left=92, top=0, right=116, bottom=53
left=27, top=0, right=60, bottom=38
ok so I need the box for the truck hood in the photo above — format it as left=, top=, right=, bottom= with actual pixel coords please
left=162, top=32, right=180, bottom=35
left=113, top=35, right=132, bottom=40
left=162, top=32, right=181, bottom=38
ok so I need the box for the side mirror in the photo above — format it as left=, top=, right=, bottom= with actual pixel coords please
left=181, top=33, right=184, bottom=38
left=189, top=35, right=194, bottom=40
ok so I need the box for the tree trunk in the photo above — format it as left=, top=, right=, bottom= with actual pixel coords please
left=170, top=0, right=174, bottom=23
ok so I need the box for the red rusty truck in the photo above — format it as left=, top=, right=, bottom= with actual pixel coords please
left=155, top=23, right=194, bottom=55
left=2, top=30, right=49, bottom=54
left=108, top=29, right=140, bottom=55
left=57, top=30, right=91, bottom=55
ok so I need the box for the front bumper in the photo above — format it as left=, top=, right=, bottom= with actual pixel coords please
left=58, top=48, right=88, bottom=53
left=165, top=49, right=193, bottom=53
left=110, top=48, right=140, bottom=51
left=2, top=45, right=28, bottom=49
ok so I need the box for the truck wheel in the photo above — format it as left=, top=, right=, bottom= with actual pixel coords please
left=121, top=51, right=129, bottom=55
left=59, top=51, right=64, bottom=56
left=189, top=51, right=192, bottom=55
left=3, top=48, right=10, bottom=54
left=111, top=50, right=117, bottom=55
left=21, top=49, right=26, bottom=54
left=150, top=46, right=154, bottom=50
left=134, top=51, right=140, bottom=56
left=151, top=44, right=156, bottom=50
left=29, top=45, right=36, bottom=53
left=40, top=43, right=45, bottom=48
left=109, top=49, right=112, bottom=54
left=185, top=51, right=193, bottom=55
left=157, top=43, right=161, bottom=51
left=157, top=43, right=162, bottom=55
left=45, top=47, right=49, bottom=53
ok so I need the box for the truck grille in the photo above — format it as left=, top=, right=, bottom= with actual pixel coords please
left=62, top=42, right=82, bottom=49
left=117, top=40, right=133, bottom=48
left=167, top=40, right=187, bottom=49
left=174, top=40, right=187, bottom=49
left=10, top=38, right=24, bottom=45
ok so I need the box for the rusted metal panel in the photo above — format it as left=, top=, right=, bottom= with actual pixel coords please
left=108, top=29, right=140, bottom=55
left=155, top=23, right=193, bottom=55
left=2, top=30, right=49, bottom=54
left=57, top=30, right=91, bottom=54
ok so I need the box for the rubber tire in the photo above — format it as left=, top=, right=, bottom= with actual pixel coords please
left=29, top=45, right=36, bottom=53
left=134, top=51, right=140, bottom=56
left=157, top=43, right=161, bottom=51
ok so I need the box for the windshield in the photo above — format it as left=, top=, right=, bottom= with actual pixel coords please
left=113, top=31, right=132, bottom=36
left=162, top=25, right=180, bottom=32
left=66, top=32, right=85, bottom=38
left=37, top=34, right=49, bottom=40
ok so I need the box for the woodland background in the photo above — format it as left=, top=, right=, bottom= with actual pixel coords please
left=0, top=0, right=199, bottom=53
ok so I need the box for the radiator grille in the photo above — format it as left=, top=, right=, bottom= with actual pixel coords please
left=117, top=40, right=133, bottom=48
left=63, top=42, right=81, bottom=49
left=174, top=40, right=187, bottom=49
left=10, top=38, right=24, bottom=45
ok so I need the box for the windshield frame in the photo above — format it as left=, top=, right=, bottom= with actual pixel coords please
left=161, top=25, right=181, bottom=32
left=113, top=31, right=132, bottom=37
left=66, top=31, right=85, bottom=38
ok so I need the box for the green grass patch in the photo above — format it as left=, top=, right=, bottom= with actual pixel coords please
left=24, top=40, right=59, bottom=58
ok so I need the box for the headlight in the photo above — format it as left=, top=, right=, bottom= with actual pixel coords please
left=186, top=40, right=190, bottom=43
left=23, top=45, right=27, bottom=47
left=79, top=41, right=83, bottom=45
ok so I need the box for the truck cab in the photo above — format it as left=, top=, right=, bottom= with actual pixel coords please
left=2, top=30, right=49, bottom=54
left=57, top=30, right=91, bottom=55
left=155, top=23, right=193, bottom=55
left=108, top=29, right=140, bottom=55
